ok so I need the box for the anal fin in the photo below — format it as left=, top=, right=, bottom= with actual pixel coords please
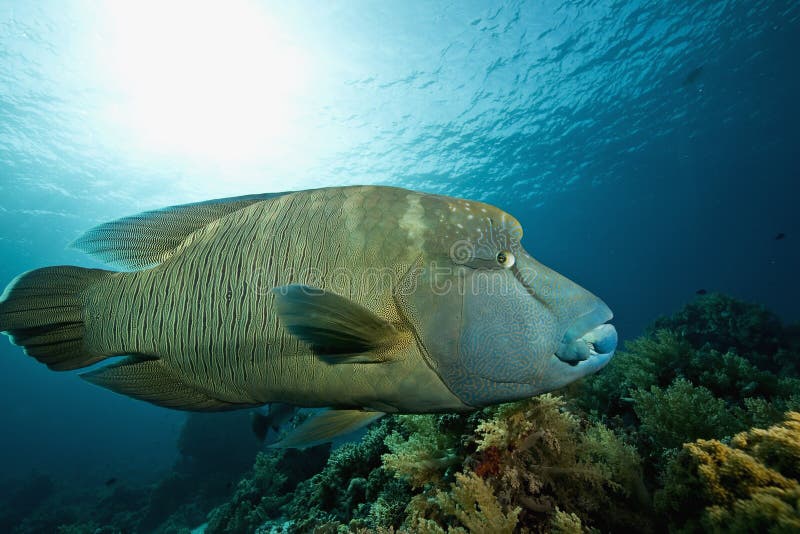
left=81, top=357, right=254, bottom=411
left=269, top=409, right=385, bottom=449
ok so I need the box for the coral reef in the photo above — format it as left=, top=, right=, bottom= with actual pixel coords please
left=203, top=396, right=649, bottom=532
left=206, top=445, right=330, bottom=534
left=569, top=293, right=800, bottom=530
left=581, top=294, right=799, bottom=412
left=426, top=471, right=521, bottom=534
left=651, top=293, right=786, bottom=372
left=576, top=294, right=800, bottom=475
left=205, top=417, right=412, bottom=533
left=632, top=378, right=741, bottom=452
left=382, top=414, right=464, bottom=489
left=655, top=412, right=800, bottom=533
left=385, top=395, right=651, bottom=533
left=283, top=418, right=412, bottom=532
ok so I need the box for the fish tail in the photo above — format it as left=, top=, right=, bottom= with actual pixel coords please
left=0, top=266, right=114, bottom=370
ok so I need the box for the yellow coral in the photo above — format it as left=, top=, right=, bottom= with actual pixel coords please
left=550, top=507, right=585, bottom=534
left=436, top=471, right=521, bottom=534
left=385, top=396, right=648, bottom=532
left=398, top=472, right=520, bottom=533
left=658, top=412, right=800, bottom=532
left=475, top=394, right=577, bottom=453
left=691, top=439, right=795, bottom=504
left=735, top=411, right=800, bottom=479
left=705, top=486, right=800, bottom=533
left=382, top=415, right=460, bottom=489
left=578, top=423, right=647, bottom=502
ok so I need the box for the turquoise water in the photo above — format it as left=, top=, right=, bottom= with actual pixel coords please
left=0, top=0, right=798, bottom=531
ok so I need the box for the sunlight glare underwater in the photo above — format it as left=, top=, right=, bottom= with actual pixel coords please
left=96, top=1, right=310, bottom=166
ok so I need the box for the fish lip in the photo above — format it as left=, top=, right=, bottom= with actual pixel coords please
left=561, top=303, right=613, bottom=345
left=555, top=304, right=617, bottom=364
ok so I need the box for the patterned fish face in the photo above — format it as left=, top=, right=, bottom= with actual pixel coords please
left=398, top=194, right=617, bottom=407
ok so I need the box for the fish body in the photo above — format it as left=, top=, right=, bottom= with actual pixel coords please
left=0, top=186, right=617, bottom=445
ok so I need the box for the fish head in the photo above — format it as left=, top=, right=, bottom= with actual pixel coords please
left=397, top=195, right=617, bottom=407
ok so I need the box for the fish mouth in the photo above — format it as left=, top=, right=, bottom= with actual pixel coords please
left=555, top=304, right=617, bottom=365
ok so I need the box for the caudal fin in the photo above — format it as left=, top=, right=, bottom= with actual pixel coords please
left=0, top=266, right=113, bottom=370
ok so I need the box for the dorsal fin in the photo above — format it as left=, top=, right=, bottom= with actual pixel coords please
left=72, top=192, right=290, bottom=270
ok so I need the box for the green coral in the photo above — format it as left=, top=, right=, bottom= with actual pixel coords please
left=581, top=293, right=799, bottom=411
left=651, top=293, right=784, bottom=369
left=549, top=508, right=585, bottom=534
left=575, top=294, right=800, bottom=481
left=656, top=412, right=800, bottom=533
left=207, top=445, right=330, bottom=534
left=632, top=378, right=742, bottom=452
left=206, top=452, right=289, bottom=534
left=283, top=418, right=413, bottom=532
left=578, top=329, right=693, bottom=417
left=382, top=414, right=469, bottom=489
left=578, top=422, right=649, bottom=505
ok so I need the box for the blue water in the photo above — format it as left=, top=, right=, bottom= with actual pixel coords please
left=0, top=0, right=798, bottom=509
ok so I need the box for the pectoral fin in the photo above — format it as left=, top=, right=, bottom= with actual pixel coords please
left=268, top=409, right=385, bottom=449
left=272, top=285, right=399, bottom=363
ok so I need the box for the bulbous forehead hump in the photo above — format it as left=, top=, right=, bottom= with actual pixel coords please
left=420, top=193, right=523, bottom=252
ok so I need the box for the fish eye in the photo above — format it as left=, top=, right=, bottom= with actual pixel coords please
left=496, top=250, right=515, bottom=268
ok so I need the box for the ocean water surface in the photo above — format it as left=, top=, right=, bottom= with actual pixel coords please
left=0, top=0, right=798, bottom=532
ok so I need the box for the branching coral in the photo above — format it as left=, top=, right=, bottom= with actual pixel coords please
left=652, top=293, right=784, bottom=367
left=206, top=452, right=292, bottom=534
left=475, top=395, right=574, bottom=453
left=632, top=378, right=742, bottom=452
left=549, top=508, right=584, bottom=534
left=574, top=293, right=800, bottom=494
left=285, top=417, right=413, bottom=532
left=388, top=395, right=650, bottom=533
left=576, top=329, right=692, bottom=419
left=580, top=293, right=800, bottom=417
left=382, top=415, right=463, bottom=489
left=207, top=446, right=330, bottom=534
left=436, top=471, right=521, bottom=534
left=656, top=412, right=800, bottom=532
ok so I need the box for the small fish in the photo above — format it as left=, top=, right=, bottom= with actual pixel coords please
left=0, top=186, right=617, bottom=448
left=696, top=289, right=708, bottom=295
left=683, top=65, right=704, bottom=86
left=105, top=478, right=117, bottom=486
left=251, top=403, right=297, bottom=442
left=775, top=232, right=786, bottom=240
